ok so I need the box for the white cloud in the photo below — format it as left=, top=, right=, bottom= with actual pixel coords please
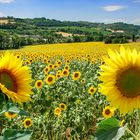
left=0, top=12, right=6, bottom=16
left=131, top=19, right=140, bottom=25
left=102, top=5, right=126, bottom=12
left=0, top=0, right=14, bottom=3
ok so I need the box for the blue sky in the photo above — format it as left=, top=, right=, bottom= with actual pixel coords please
left=0, top=0, right=140, bottom=25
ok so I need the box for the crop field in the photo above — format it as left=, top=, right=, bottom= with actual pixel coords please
left=1, top=42, right=140, bottom=140
left=21, top=42, right=140, bottom=57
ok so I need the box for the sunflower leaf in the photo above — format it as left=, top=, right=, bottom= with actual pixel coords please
left=7, top=106, right=20, bottom=114
left=3, top=129, right=32, bottom=140
left=95, top=117, right=121, bottom=140
left=6, top=106, right=28, bottom=116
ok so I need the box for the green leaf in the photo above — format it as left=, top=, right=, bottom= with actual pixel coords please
left=3, top=129, right=32, bottom=140
left=7, top=106, right=20, bottom=114
left=95, top=118, right=120, bottom=140
left=7, top=106, right=28, bottom=116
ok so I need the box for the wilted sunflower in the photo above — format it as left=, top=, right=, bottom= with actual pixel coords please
left=102, top=106, right=115, bottom=118
left=100, top=46, right=140, bottom=114
left=0, top=52, right=32, bottom=103
left=24, top=118, right=33, bottom=128
left=35, top=80, right=43, bottom=89
left=59, top=103, right=67, bottom=110
left=46, top=74, right=56, bottom=85
left=4, top=112, right=17, bottom=119
left=72, top=71, right=81, bottom=80
left=54, top=107, right=61, bottom=116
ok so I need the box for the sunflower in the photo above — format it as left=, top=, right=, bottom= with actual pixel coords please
left=102, top=106, right=115, bottom=118
left=16, top=54, right=21, bottom=59
left=56, top=73, right=62, bottom=79
left=54, top=107, right=61, bottom=116
left=66, top=59, right=70, bottom=64
left=64, top=65, right=70, bottom=70
left=76, top=99, right=81, bottom=104
left=72, top=71, right=81, bottom=80
left=44, top=66, right=50, bottom=75
left=99, top=46, right=140, bottom=114
left=81, top=79, right=86, bottom=84
left=0, top=52, right=32, bottom=104
left=35, top=80, right=43, bottom=89
left=57, top=70, right=62, bottom=75
left=88, top=86, right=96, bottom=95
left=43, top=58, right=47, bottom=63
left=48, top=64, right=53, bottom=69
left=25, top=60, right=30, bottom=65
left=4, top=112, right=17, bottom=119
left=24, top=118, right=33, bottom=128
left=59, top=103, right=67, bottom=110
left=46, top=74, right=56, bottom=85
left=56, top=60, right=62, bottom=65
left=53, top=65, right=58, bottom=70
left=62, top=69, right=69, bottom=77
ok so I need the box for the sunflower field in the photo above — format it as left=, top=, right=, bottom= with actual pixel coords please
left=1, top=42, right=140, bottom=140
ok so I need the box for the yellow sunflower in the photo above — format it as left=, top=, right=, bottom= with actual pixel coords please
left=102, top=106, right=115, bottom=118
left=54, top=107, right=61, bottom=116
left=62, top=69, right=69, bottom=77
left=46, top=74, right=56, bottom=85
left=48, top=64, right=53, bottom=69
left=81, top=79, right=86, bottom=84
left=56, top=60, right=62, bottom=65
left=100, top=46, right=140, bottom=114
left=35, top=80, right=43, bottom=89
left=88, top=86, right=96, bottom=95
left=72, top=71, right=81, bottom=80
left=25, top=60, right=30, bottom=65
left=56, top=73, right=62, bottom=79
left=64, top=65, right=70, bottom=70
left=4, top=112, right=17, bottom=119
left=76, top=99, right=81, bottom=104
left=59, top=103, right=67, bottom=110
left=0, top=52, right=32, bottom=104
left=44, top=66, right=50, bottom=75
left=24, top=118, right=33, bottom=128
left=52, top=65, right=58, bottom=70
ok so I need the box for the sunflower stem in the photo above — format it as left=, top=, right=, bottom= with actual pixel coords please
left=126, top=128, right=139, bottom=140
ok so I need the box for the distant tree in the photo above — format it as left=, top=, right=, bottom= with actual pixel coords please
left=132, top=34, right=136, bottom=42
left=104, top=36, right=112, bottom=44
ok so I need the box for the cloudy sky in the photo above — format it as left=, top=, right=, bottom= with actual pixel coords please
left=0, top=0, right=140, bottom=25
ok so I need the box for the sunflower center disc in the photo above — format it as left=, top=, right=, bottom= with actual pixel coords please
left=105, top=109, right=111, bottom=115
left=26, top=121, right=31, bottom=125
left=0, top=70, right=17, bottom=92
left=116, top=68, right=140, bottom=98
